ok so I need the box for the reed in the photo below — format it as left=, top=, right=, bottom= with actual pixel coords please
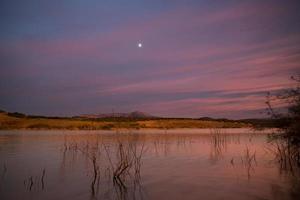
left=210, top=128, right=227, bottom=162
left=61, top=133, right=146, bottom=199
left=241, top=147, right=257, bottom=179
left=267, top=139, right=300, bottom=176
left=41, top=169, right=45, bottom=190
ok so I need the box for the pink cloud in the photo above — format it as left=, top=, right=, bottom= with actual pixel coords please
left=1, top=1, right=298, bottom=118
left=135, top=94, right=287, bottom=118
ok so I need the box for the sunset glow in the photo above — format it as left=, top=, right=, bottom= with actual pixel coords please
left=0, top=0, right=299, bottom=118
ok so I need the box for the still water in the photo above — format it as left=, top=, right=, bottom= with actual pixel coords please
left=0, top=129, right=299, bottom=200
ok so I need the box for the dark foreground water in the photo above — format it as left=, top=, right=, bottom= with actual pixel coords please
left=0, top=129, right=299, bottom=200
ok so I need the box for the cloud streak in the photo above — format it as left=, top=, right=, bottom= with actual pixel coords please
left=0, top=0, right=299, bottom=118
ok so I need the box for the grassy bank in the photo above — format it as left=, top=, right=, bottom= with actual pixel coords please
left=0, top=112, right=251, bottom=130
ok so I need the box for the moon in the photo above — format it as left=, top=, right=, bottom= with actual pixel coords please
left=138, top=43, right=142, bottom=48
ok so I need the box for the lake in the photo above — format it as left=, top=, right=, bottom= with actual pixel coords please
left=0, top=129, right=299, bottom=200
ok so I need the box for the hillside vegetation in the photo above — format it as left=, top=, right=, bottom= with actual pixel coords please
left=0, top=112, right=250, bottom=130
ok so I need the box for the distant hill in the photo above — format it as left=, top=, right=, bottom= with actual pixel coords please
left=78, top=111, right=156, bottom=119
left=0, top=108, right=278, bottom=130
left=0, top=108, right=279, bottom=130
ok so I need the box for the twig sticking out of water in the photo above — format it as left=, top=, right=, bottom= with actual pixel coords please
left=1, top=164, right=7, bottom=180
left=23, top=168, right=47, bottom=191
left=241, top=147, right=257, bottom=180
left=41, top=169, right=46, bottom=190
left=29, top=176, right=33, bottom=191
left=266, top=139, right=300, bottom=176
left=91, top=155, right=99, bottom=197
left=112, top=142, right=133, bottom=185
left=230, top=158, right=234, bottom=166
left=210, top=128, right=228, bottom=162
left=61, top=134, right=146, bottom=199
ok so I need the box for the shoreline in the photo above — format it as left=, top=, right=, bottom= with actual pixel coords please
left=0, top=112, right=274, bottom=131
left=0, top=128, right=278, bottom=135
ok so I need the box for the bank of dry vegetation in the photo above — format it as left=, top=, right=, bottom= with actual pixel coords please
left=0, top=112, right=250, bottom=130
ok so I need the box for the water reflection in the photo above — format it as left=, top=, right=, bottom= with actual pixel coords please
left=23, top=168, right=45, bottom=191
left=0, top=130, right=299, bottom=200
left=59, top=134, right=146, bottom=200
left=266, top=139, right=300, bottom=177
left=209, top=128, right=228, bottom=164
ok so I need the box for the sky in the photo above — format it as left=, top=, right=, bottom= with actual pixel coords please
left=0, top=0, right=300, bottom=119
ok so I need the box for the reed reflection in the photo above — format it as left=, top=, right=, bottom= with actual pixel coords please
left=61, top=133, right=146, bottom=200
left=0, top=131, right=299, bottom=200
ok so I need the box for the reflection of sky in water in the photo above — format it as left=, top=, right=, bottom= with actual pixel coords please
left=0, top=130, right=299, bottom=200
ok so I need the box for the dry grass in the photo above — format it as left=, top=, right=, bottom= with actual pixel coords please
left=138, top=119, right=246, bottom=129
left=0, top=113, right=249, bottom=130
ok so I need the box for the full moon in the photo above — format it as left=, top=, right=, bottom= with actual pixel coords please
left=138, top=43, right=142, bottom=48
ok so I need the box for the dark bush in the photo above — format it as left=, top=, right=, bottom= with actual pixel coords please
left=7, top=112, right=26, bottom=118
